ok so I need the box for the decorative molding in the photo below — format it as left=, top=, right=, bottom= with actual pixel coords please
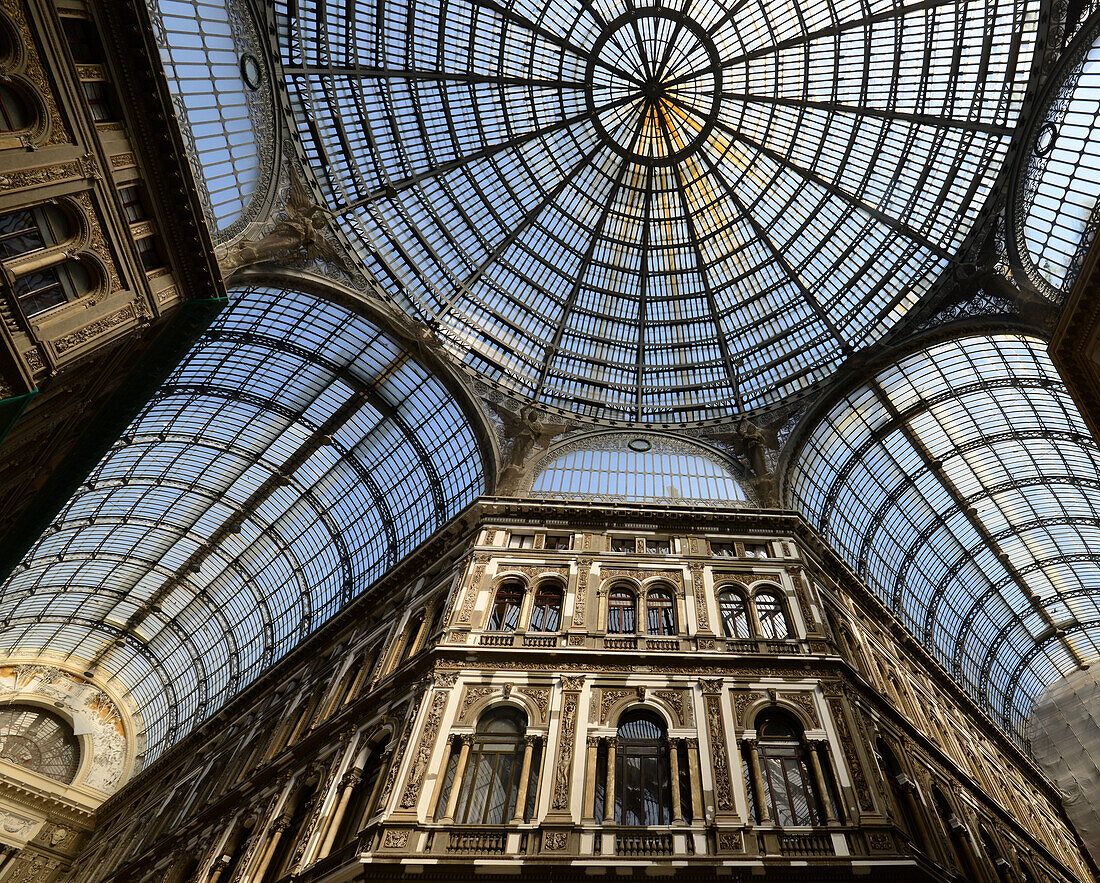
left=517, top=687, right=550, bottom=723
left=654, top=689, right=688, bottom=727
left=53, top=304, right=135, bottom=354
left=551, top=691, right=579, bottom=810
left=543, top=830, right=567, bottom=850
left=571, top=557, right=593, bottom=627
left=830, top=697, right=874, bottom=812
left=689, top=564, right=710, bottom=631
left=399, top=690, right=448, bottom=809
left=704, top=693, right=734, bottom=812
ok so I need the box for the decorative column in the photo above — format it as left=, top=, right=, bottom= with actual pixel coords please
left=510, top=735, right=539, bottom=823
left=947, top=814, right=987, bottom=883
left=806, top=738, right=838, bottom=824
left=441, top=735, right=474, bottom=823
left=669, top=738, right=683, bottom=824
left=427, top=738, right=455, bottom=820
left=365, top=744, right=396, bottom=822
left=898, top=776, right=937, bottom=852
left=583, top=737, right=600, bottom=822
left=250, top=814, right=291, bottom=882
left=318, top=768, right=363, bottom=857
left=685, top=738, right=704, bottom=823
left=603, top=737, right=617, bottom=824
left=742, top=737, right=770, bottom=823
left=546, top=675, right=584, bottom=822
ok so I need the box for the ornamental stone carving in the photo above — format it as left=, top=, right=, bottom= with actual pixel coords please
left=551, top=693, right=579, bottom=810
left=704, top=694, right=734, bottom=813
left=518, top=687, right=550, bottom=722
left=543, top=831, right=567, bottom=850
left=830, top=698, right=874, bottom=812
left=399, top=690, right=448, bottom=809
left=572, top=557, right=593, bottom=627
left=458, top=687, right=495, bottom=723
left=455, top=565, right=486, bottom=625
left=689, top=564, right=710, bottom=631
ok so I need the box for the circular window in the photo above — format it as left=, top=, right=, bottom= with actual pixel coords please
left=1035, top=122, right=1058, bottom=157
left=0, top=705, right=80, bottom=783
left=239, top=53, right=263, bottom=91
left=628, top=438, right=652, bottom=452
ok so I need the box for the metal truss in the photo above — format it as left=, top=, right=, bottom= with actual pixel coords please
left=0, top=284, right=485, bottom=759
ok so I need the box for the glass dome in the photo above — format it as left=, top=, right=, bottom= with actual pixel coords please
left=276, top=0, right=1039, bottom=423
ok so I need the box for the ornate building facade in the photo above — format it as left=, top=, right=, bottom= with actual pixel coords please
left=72, top=500, right=1094, bottom=882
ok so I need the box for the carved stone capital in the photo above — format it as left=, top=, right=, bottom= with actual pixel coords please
left=270, top=814, right=293, bottom=833
left=523, top=734, right=540, bottom=748
left=341, top=770, right=364, bottom=790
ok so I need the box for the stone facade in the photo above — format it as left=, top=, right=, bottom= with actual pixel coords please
left=64, top=501, right=1096, bottom=882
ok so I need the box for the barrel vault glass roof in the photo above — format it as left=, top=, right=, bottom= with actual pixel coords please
left=275, top=0, right=1040, bottom=423
left=0, top=285, right=484, bottom=759
left=788, top=335, right=1100, bottom=743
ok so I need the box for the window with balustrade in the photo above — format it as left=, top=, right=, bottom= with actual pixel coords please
left=614, top=711, right=672, bottom=826
left=439, top=708, right=528, bottom=825
left=749, top=710, right=830, bottom=827
left=719, top=590, right=751, bottom=638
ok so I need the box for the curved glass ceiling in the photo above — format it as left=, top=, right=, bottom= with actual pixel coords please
left=0, top=284, right=485, bottom=759
left=1018, top=13, right=1100, bottom=294
left=151, top=0, right=265, bottom=230
left=277, top=0, right=1039, bottom=422
left=788, top=334, right=1100, bottom=741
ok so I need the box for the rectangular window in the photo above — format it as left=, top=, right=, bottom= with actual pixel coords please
left=744, top=542, right=770, bottom=558
left=543, top=534, right=571, bottom=551
left=507, top=533, right=534, bottom=549
left=646, top=539, right=671, bottom=555
left=609, top=537, right=634, bottom=553
left=711, top=541, right=736, bottom=557
left=82, top=81, right=116, bottom=122
left=61, top=16, right=105, bottom=65
left=14, top=267, right=67, bottom=315
left=119, top=186, right=147, bottom=223
left=136, top=236, right=165, bottom=271
left=0, top=208, right=44, bottom=258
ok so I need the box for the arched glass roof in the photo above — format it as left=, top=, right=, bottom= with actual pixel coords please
left=0, top=284, right=485, bottom=759
left=276, top=0, right=1039, bottom=423
left=532, top=433, right=748, bottom=503
left=1015, top=12, right=1100, bottom=295
left=150, top=0, right=266, bottom=230
left=788, top=334, right=1100, bottom=741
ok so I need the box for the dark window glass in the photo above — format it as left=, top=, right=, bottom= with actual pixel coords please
left=13, top=261, right=89, bottom=316
left=719, top=591, right=750, bottom=638
left=646, top=589, right=676, bottom=636
left=488, top=584, right=523, bottom=631
left=607, top=587, right=636, bottom=634
left=616, top=711, right=671, bottom=826
left=453, top=708, right=526, bottom=824
left=82, top=80, right=115, bottom=122
left=334, top=736, right=390, bottom=846
left=711, top=541, right=736, bottom=557
left=756, top=711, right=824, bottom=827
left=61, top=16, right=104, bottom=64
left=137, top=236, right=164, bottom=271
left=610, top=537, right=634, bottom=553
left=119, top=186, right=147, bottom=223
left=529, top=584, right=562, bottom=632
left=401, top=612, right=425, bottom=661
left=755, top=592, right=790, bottom=639
left=0, top=706, right=80, bottom=783
left=543, top=534, right=571, bottom=550
left=0, top=83, right=30, bottom=132
left=0, top=204, right=70, bottom=259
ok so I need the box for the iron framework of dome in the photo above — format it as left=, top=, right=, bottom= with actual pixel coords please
left=0, top=283, right=487, bottom=759
left=787, top=334, right=1100, bottom=742
left=277, top=0, right=1039, bottom=423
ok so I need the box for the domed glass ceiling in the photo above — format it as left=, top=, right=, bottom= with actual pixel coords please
left=277, top=0, right=1039, bottom=422
left=788, top=334, right=1100, bottom=742
left=0, top=284, right=485, bottom=759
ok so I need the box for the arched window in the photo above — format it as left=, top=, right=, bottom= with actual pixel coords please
left=615, top=711, right=672, bottom=825
left=263, top=778, right=317, bottom=882
left=646, top=589, right=676, bottom=636
left=754, top=710, right=826, bottom=826
left=333, top=735, right=390, bottom=847
left=487, top=582, right=523, bottom=631
left=719, top=590, right=750, bottom=638
left=0, top=204, right=90, bottom=317
left=0, top=82, right=31, bottom=133
left=447, top=708, right=527, bottom=825
left=529, top=583, right=562, bottom=632
left=0, top=705, right=80, bottom=783
left=0, top=204, right=73, bottom=258
left=607, top=586, right=636, bottom=634
left=876, top=738, right=925, bottom=850
left=755, top=591, right=790, bottom=639
left=399, top=611, right=425, bottom=662
left=980, top=826, right=1011, bottom=883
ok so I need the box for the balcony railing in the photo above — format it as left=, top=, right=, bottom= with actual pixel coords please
left=522, top=634, right=557, bottom=647
left=447, top=829, right=507, bottom=854
left=776, top=831, right=835, bottom=857
left=616, top=832, right=674, bottom=856
left=479, top=633, right=514, bottom=646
